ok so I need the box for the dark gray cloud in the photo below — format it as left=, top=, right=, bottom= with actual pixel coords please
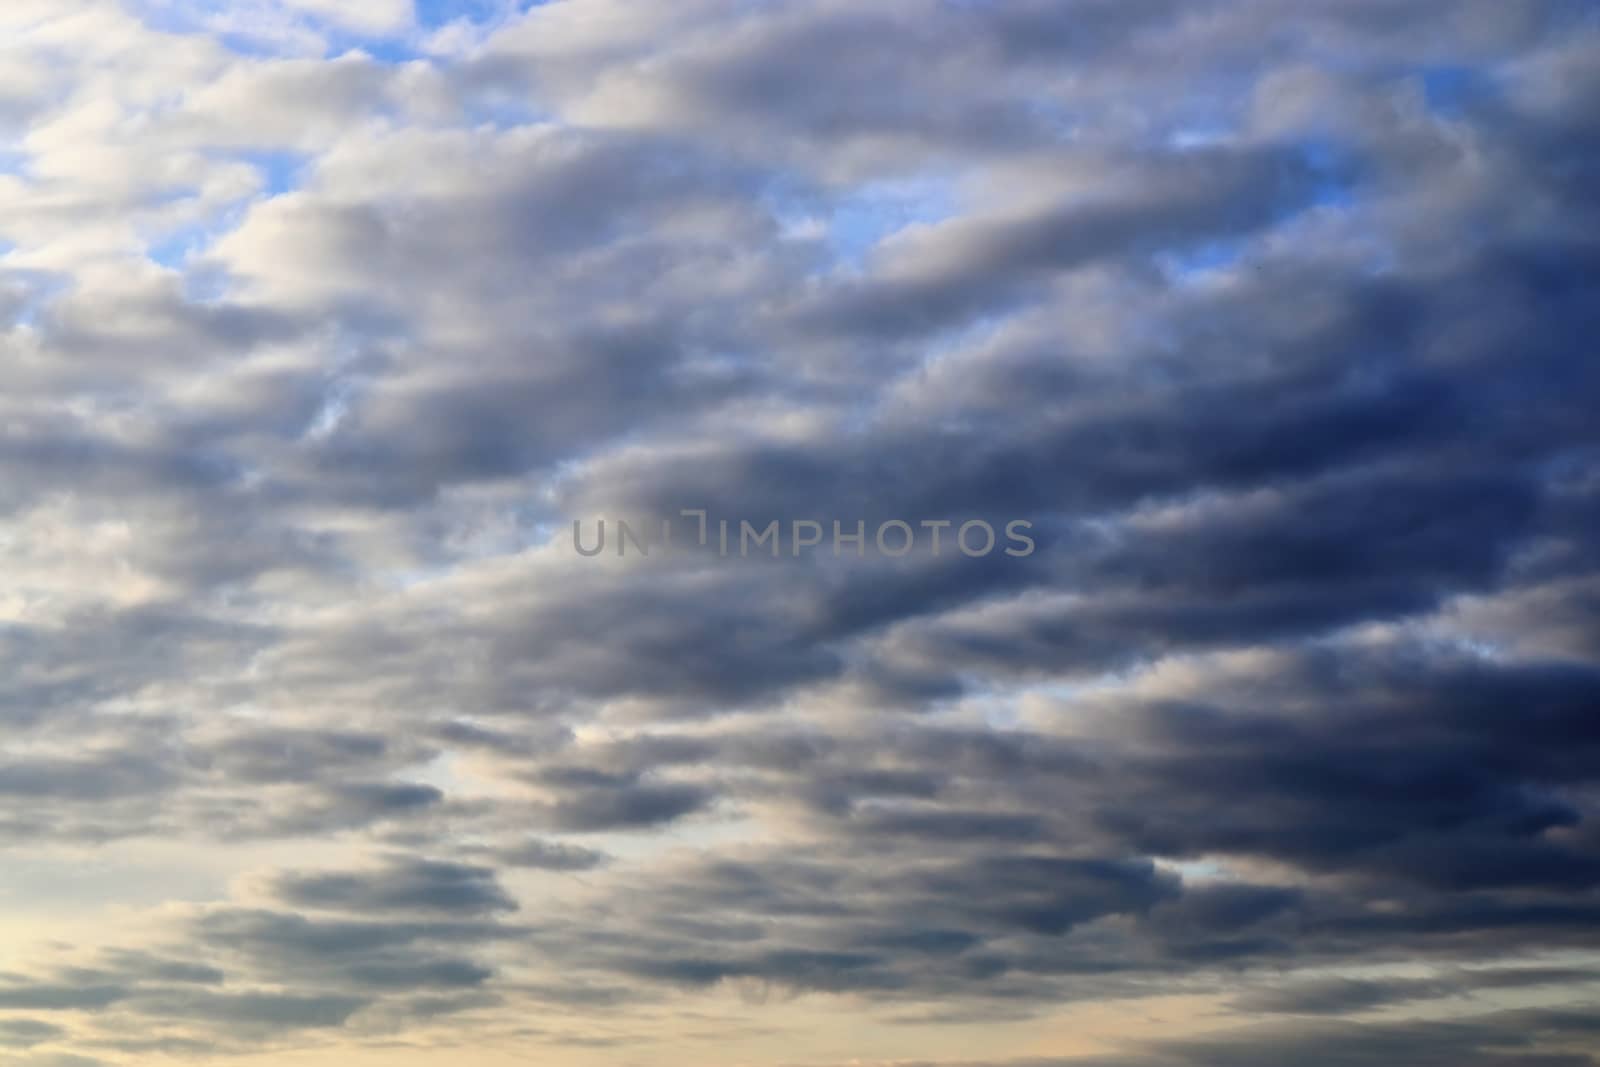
left=125, top=989, right=370, bottom=1034
left=1132, top=1009, right=1600, bottom=1067
left=270, top=856, right=519, bottom=916
left=786, top=1004, right=1600, bottom=1065
left=1231, top=966, right=1600, bottom=1015
left=0, top=1019, right=66, bottom=1050
left=468, top=836, right=612, bottom=871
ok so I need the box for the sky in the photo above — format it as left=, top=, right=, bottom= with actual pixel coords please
left=1, top=1, right=1599, bottom=1065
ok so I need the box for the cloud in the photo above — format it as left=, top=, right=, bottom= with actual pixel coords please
left=0, top=0, right=1596, bottom=1063
left=1231, top=966, right=1600, bottom=1016
left=268, top=855, right=518, bottom=917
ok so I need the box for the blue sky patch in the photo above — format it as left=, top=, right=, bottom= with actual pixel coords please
left=1419, top=64, right=1496, bottom=119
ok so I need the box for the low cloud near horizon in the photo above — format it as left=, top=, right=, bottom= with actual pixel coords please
left=1, top=2, right=1598, bottom=1065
